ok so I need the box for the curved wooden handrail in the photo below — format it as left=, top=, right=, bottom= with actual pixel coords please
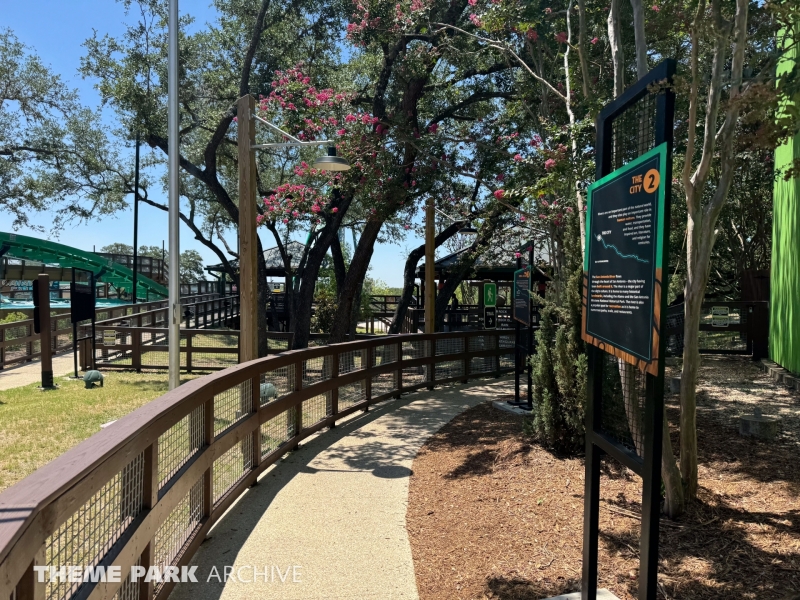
left=0, top=329, right=519, bottom=600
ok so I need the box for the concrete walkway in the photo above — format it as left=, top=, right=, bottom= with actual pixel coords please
left=0, top=352, right=77, bottom=391
left=169, top=377, right=514, bottom=600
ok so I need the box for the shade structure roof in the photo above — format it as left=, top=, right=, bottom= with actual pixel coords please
left=205, top=241, right=307, bottom=277
left=416, top=244, right=550, bottom=283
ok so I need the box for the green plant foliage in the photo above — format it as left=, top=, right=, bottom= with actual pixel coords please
left=528, top=214, right=587, bottom=453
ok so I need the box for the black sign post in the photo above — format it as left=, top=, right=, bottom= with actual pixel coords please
left=71, top=268, right=96, bottom=377
left=581, top=59, right=675, bottom=600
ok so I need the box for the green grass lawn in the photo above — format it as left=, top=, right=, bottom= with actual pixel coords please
left=0, top=371, right=203, bottom=492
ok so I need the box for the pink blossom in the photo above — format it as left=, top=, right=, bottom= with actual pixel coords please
left=428, top=123, right=439, bottom=133
left=282, top=218, right=289, bottom=224
left=515, top=252, right=521, bottom=258
left=232, top=116, right=238, bottom=123
left=544, top=158, right=557, bottom=170
left=539, top=214, right=546, bottom=219
left=555, top=31, right=568, bottom=44
left=256, top=214, right=264, bottom=224
left=404, top=224, right=411, bottom=230
left=591, top=37, right=599, bottom=44
left=469, top=13, right=482, bottom=27
left=496, top=173, right=505, bottom=181
left=494, top=189, right=505, bottom=199
left=566, top=206, right=573, bottom=213
left=520, top=215, right=526, bottom=222
left=544, top=7, right=551, bottom=13
left=526, top=29, right=538, bottom=41
left=513, top=154, right=523, bottom=162
left=651, top=4, right=660, bottom=10
left=468, top=0, right=477, bottom=4
left=332, top=207, right=339, bottom=213
left=337, top=128, right=346, bottom=135
left=345, top=114, right=358, bottom=123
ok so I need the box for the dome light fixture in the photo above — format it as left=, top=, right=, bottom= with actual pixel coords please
left=313, top=147, right=351, bottom=172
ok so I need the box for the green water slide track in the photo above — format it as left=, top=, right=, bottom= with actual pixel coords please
left=0, top=232, right=168, bottom=300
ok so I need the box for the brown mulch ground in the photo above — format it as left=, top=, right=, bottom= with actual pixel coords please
left=407, top=356, right=800, bottom=600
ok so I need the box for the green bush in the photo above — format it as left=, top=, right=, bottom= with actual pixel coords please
left=527, top=214, right=587, bottom=453
left=0, top=311, right=28, bottom=325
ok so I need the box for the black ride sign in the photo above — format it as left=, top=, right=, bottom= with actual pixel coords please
left=582, top=142, right=667, bottom=375
left=513, top=267, right=530, bottom=325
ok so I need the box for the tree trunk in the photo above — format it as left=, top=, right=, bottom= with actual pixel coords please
left=328, top=218, right=384, bottom=344
left=291, top=192, right=352, bottom=349
left=388, top=221, right=464, bottom=334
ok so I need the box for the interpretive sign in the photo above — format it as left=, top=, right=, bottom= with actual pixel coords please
left=484, top=283, right=497, bottom=307
left=484, top=306, right=497, bottom=329
left=711, top=306, right=729, bottom=327
left=103, top=330, right=117, bottom=347
left=582, top=143, right=668, bottom=376
left=513, top=267, right=531, bottom=325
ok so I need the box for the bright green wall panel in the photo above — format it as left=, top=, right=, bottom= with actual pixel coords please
left=770, top=26, right=800, bottom=374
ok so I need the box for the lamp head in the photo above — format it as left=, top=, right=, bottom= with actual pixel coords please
left=313, top=146, right=350, bottom=172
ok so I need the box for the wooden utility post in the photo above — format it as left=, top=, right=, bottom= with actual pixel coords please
left=424, top=196, right=435, bottom=334
left=237, top=95, right=258, bottom=363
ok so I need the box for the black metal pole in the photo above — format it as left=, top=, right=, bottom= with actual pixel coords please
left=526, top=246, right=534, bottom=409
left=512, top=256, right=521, bottom=405
left=132, top=133, right=140, bottom=303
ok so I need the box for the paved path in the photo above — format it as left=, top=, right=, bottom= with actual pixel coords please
left=0, top=353, right=77, bottom=391
left=169, top=377, right=514, bottom=600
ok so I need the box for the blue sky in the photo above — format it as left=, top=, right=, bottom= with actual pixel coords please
left=3, top=1, right=423, bottom=288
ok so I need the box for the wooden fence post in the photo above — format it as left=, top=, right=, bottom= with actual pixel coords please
left=139, top=441, right=159, bottom=600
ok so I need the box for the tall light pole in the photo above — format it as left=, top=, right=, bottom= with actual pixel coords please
left=132, top=133, right=140, bottom=304
left=237, top=97, right=350, bottom=363
left=167, top=0, right=180, bottom=389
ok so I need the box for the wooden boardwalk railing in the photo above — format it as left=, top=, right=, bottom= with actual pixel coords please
left=0, top=295, right=235, bottom=370
left=0, top=329, right=517, bottom=600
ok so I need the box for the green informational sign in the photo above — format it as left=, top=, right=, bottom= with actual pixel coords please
left=484, top=283, right=497, bottom=307
left=582, top=142, right=667, bottom=375
left=513, top=267, right=531, bottom=325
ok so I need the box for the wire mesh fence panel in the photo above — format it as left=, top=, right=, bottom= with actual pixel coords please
left=470, top=356, right=495, bottom=375
left=266, top=335, right=291, bottom=353
left=467, top=334, right=494, bottom=352
left=371, top=342, right=398, bottom=367
left=435, top=337, right=465, bottom=357
left=158, top=406, right=204, bottom=489
left=302, top=355, right=332, bottom=388
left=259, top=365, right=295, bottom=405
left=0, top=322, right=32, bottom=363
left=112, top=558, right=140, bottom=600
left=153, top=477, right=203, bottom=596
left=371, top=372, right=397, bottom=397
left=338, top=381, right=367, bottom=409
left=401, top=340, right=428, bottom=386
left=303, top=393, right=329, bottom=428
left=611, top=90, right=657, bottom=170
left=44, top=454, right=144, bottom=600
left=261, top=409, right=295, bottom=457
left=600, top=353, right=646, bottom=457
left=435, top=360, right=464, bottom=380
left=338, top=349, right=363, bottom=375
left=213, top=380, right=252, bottom=436
left=213, top=436, right=253, bottom=506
